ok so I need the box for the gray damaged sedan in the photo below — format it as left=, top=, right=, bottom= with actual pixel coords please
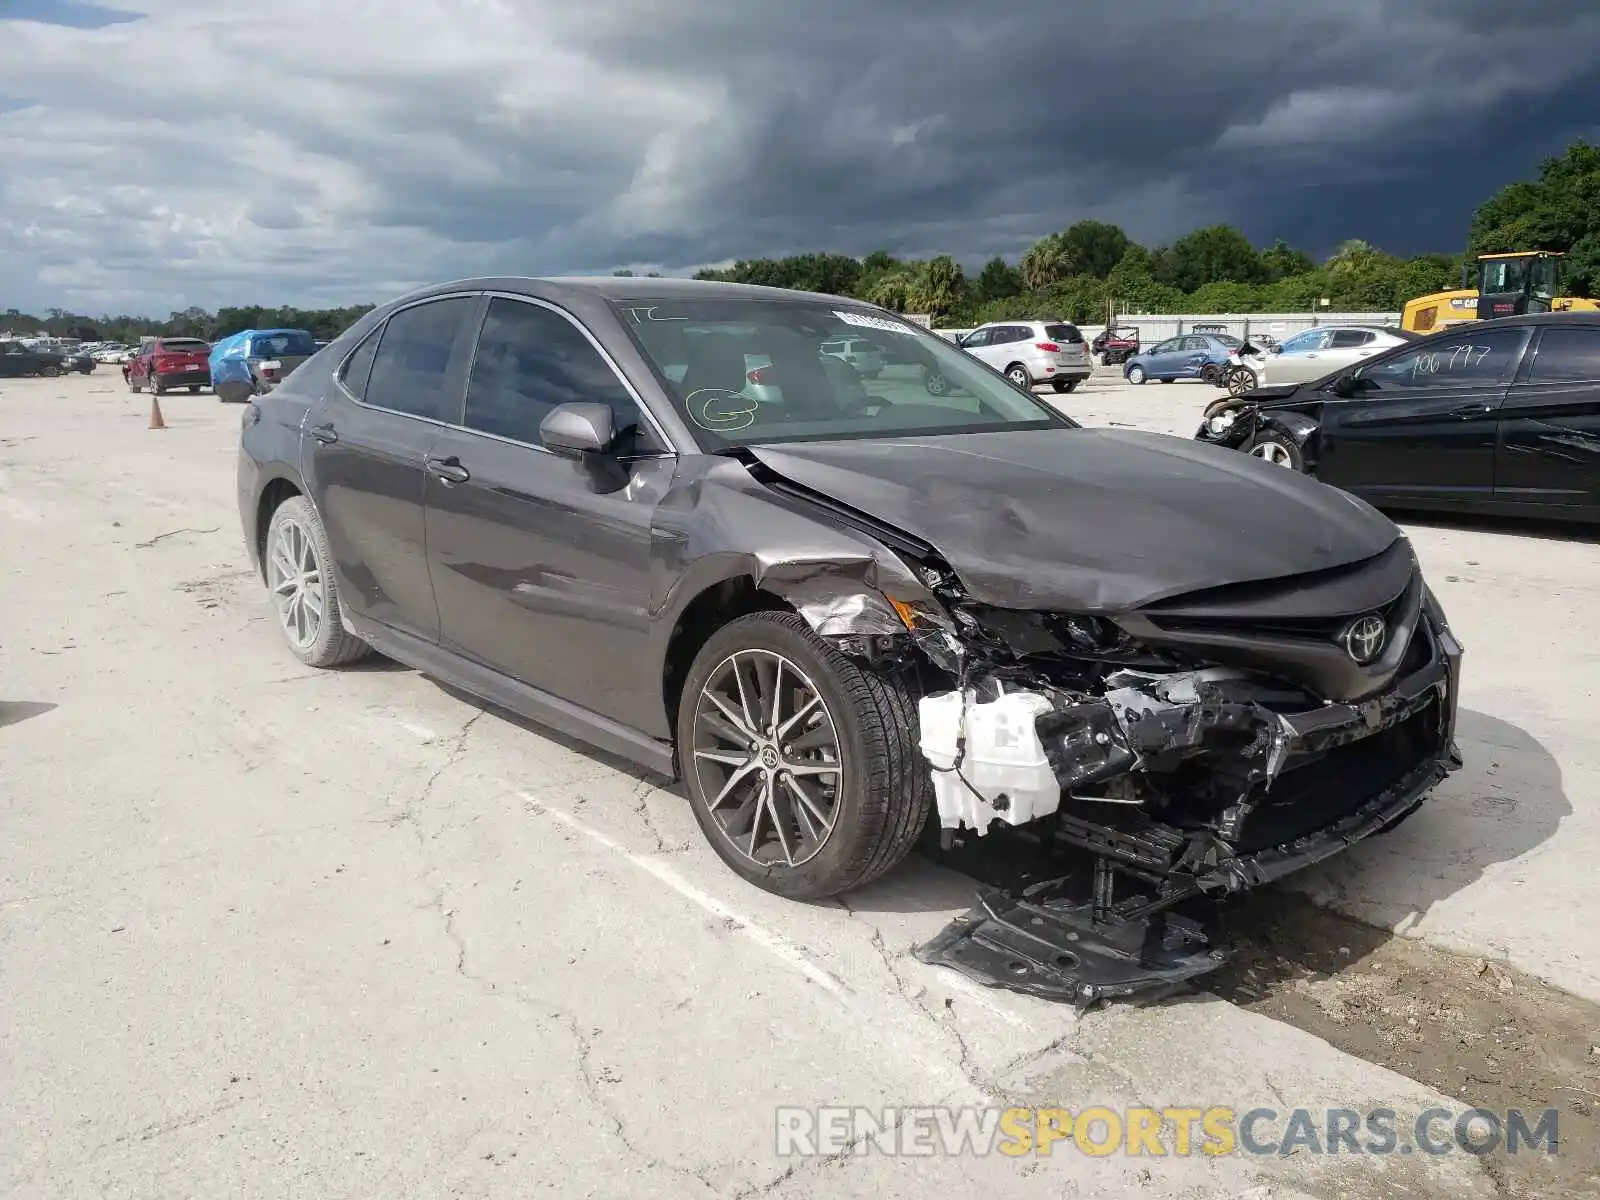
left=237, top=278, right=1463, bottom=1004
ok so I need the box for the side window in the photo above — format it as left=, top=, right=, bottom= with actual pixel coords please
left=1330, top=329, right=1370, bottom=349
left=463, top=297, right=655, bottom=450
left=338, top=325, right=382, bottom=401
left=1150, top=339, right=1177, bottom=354
left=364, top=297, right=475, bottom=421
left=1357, top=329, right=1529, bottom=392
left=1182, top=336, right=1209, bottom=351
left=1529, top=327, right=1600, bottom=382
left=961, top=329, right=990, bottom=349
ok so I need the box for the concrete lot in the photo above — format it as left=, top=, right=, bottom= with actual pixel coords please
left=2, top=368, right=1594, bottom=1198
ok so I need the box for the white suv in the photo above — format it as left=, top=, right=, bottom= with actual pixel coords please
left=957, top=320, right=1091, bottom=392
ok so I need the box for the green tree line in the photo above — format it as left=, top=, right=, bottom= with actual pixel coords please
left=698, top=140, right=1600, bottom=326
left=6, top=141, right=1598, bottom=339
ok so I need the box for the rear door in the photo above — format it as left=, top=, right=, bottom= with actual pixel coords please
left=1493, top=323, right=1600, bottom=511
left=422, top=294, right=674, bottom=729
left=0, top=342, right=29, bottom=377
left=304, top=293, right=482, bottom=642
left=1313, top=326, right=1532, bottom=505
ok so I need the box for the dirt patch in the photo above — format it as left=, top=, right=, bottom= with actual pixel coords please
left=1213, top=889, right=1600, bottom=1199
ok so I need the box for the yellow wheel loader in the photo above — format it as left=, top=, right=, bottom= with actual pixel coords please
left=1401, top=250, right=1600, bottom=334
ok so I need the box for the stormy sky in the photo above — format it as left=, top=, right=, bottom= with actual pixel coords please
left=2, top=0, right=1599, bottom=315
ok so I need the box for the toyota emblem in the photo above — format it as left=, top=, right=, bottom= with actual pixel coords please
left=1341, top=614, right=1387, bottom=664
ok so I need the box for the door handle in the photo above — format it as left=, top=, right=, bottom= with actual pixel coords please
left=309, top=423, right=338, bottom=444
left=1449, top=403, right=1494, bottom=419
left=425, top=455, right=470, bottom=485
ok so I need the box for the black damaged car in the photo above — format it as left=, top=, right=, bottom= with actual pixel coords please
left=237, top=278, right=1463, bottom=1004
left=1196, top=311, right=1600, bottom=522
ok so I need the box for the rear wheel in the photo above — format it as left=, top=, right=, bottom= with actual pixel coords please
left=1053, top=378, right=1079, bottom=393
left=263, top=495, right=372, bottom=668
left=127, top=372, right=140, bottom=392
left=38, top=363, right=60, bottom=379
left=677, top=611, right=930, bottom=900
left=188, top=385, right=200, bottom=393
left=1227, top=367, right=1259, bottom=397
left=150, top=374, right=166, bottom=396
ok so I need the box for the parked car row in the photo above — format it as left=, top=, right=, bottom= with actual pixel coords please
left=1196, top=309, right=1600, bottom=522
left=0, top=339, right=95, bottom=377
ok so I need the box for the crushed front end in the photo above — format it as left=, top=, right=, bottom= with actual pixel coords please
left=898, top=537, right=1463, bottom=1006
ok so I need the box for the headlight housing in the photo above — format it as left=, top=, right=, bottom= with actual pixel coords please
left=1206, top=411, right=1236, bottom=436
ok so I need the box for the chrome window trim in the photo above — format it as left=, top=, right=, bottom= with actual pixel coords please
left=330, top=290, right=678, bottom=461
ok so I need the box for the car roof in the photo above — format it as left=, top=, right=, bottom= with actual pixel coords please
left=399, top=275, right=864, bottom=307
left=1459, top=310, right=1600, bottom=330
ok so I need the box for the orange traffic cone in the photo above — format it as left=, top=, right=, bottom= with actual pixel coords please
left=148, top=395, right=166, bottom=430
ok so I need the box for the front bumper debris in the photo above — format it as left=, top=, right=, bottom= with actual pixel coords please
left=914, top=617, right=1463, bottom=1007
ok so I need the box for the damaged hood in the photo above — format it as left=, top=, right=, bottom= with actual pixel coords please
left=746, top=428, right=1398, bottom=611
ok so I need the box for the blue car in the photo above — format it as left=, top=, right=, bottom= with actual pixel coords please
left=1123, top=333, right=1244, bottom=385
left=209, top=328, right=318, bottom=404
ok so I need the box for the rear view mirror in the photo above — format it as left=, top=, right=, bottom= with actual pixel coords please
left=540, top=402, right=615, bottom=457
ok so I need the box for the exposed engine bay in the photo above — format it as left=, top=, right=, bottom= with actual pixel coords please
left=818, top=535, right=1463, bottom=1007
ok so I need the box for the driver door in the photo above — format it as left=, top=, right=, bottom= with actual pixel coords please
left=1313, top=327, right=1532, bottom=505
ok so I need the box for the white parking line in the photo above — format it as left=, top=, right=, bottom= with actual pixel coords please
left=519, top=792, right=855, bottom=1009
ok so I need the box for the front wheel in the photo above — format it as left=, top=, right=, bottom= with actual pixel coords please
left=677, top=611, right=930, bottom=900
left=263, top=495, right=372, bottom=668
left=1248, top=431, right=1304, bottom=471
left=1005, top=364, right=1031, bottom=390
left=1125, top=364, right=1147, bottom=385
left=923, top=368, right=950, bottom=397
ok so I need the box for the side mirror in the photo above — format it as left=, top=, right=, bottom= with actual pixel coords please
left=540, top=402, right=615, bottom=458
left=1331, top=373, right=1358, bottom=398
left=1270, top=344, right=1282, bottom=354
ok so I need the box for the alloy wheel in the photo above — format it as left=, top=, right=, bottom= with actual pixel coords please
left=1251, top=441, right=1294, bottom=467
left=1007, top=366, right=1030, bottom=388
left=690, top=649, right=843, bottom=868
left=268, top=516, right=325, bottom=649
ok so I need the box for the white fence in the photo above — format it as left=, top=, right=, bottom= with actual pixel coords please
left=934, top=311, right=1402, bottom=343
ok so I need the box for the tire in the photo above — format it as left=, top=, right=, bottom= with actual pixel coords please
left=38, top=363, right=59, bottom=379
left=923, top=368, right=951, bottom=397
left=150, top=374, right=166, bottom=396
left=1053, top=378, right=1079, bottom=393
left=1005, top=363, right=1032, bottom=390
left=1227, top=367, right=1259, bottom=398
left=1125, top=364, right=1146, bottom=384
left=188, top=385, right=201, bottom=393
left=263, top=495, right=372, bottom=668
left=676, top=611, right=931, bottom=900
left=1248, top=431, right=1305, bottom=471
left=1200, top=363, right=1221, bottom=387
left=1159, top=377, right=1175, bottom=384
left=1100, top=353, right=1112, bottom=367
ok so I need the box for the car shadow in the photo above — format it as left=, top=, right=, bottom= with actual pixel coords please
left=0, top=700, right=57, bottom=730
left=415, top=672, right=1569, bottom=981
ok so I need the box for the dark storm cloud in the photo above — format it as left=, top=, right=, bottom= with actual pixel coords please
left=525, top=0, right=1600, bottom=268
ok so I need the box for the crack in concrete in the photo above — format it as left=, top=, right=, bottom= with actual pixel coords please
left=831, top=894, right=986, bottom=1096
left=627, top=773, right=689, bottom=855
left=428, top=887, right=728, bottom=1195
left=389, top=708, right=486, bottom=842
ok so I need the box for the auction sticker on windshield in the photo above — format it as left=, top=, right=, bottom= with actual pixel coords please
left=835, top=311, right=918, bottom=335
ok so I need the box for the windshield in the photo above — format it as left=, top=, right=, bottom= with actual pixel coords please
left=613, top=298, right=1071, bottom=449
left=1478, top=257, right=1528, bottom=294
left=1044, top=323, right=1081, bottom=342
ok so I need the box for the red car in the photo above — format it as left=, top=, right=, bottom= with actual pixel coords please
left=124, top=337, right=212, bottom=394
